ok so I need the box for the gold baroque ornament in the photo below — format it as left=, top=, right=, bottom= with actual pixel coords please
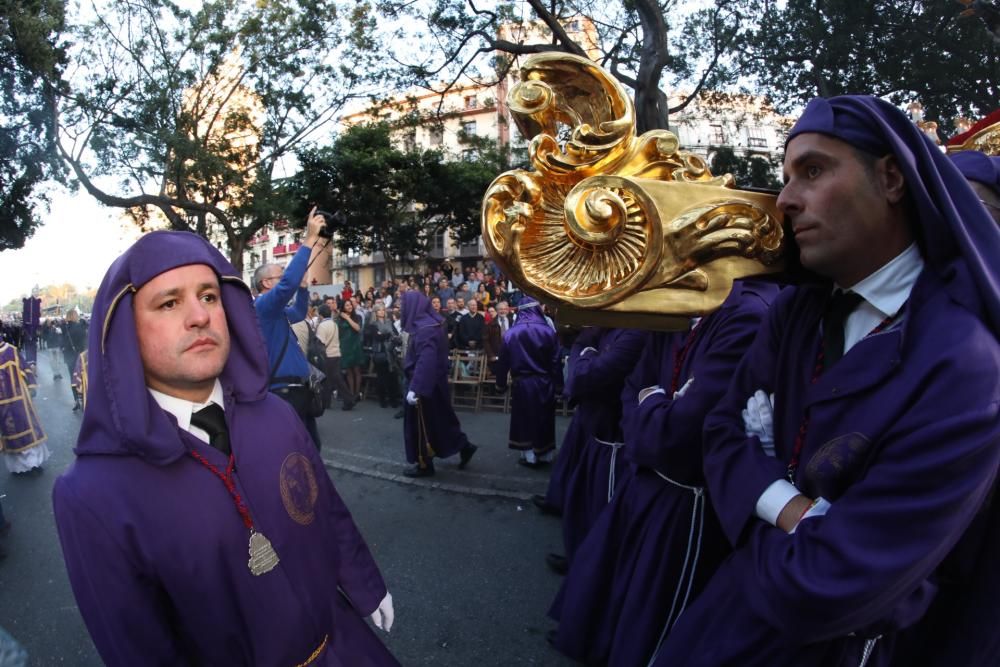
left=482, top=52, right=785, bottom=328
left=946, top=121, right=1000, bottom=156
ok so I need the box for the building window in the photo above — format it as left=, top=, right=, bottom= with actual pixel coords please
left=748, top=126, right=768, bottom=149
left=431, top=230, right=446, bottom=251
left=429, top=126, right=443, bottom=146
left=462, top=147, right=477, bottom=161
left=461, top=120, right=477, bottom=136
left=464, top=95, right=477, bottom=110
left=347, top=246, right=360, bottom=258
left=261, top=250, right=267, bottom=264
left=402, top=130, right=416, bottom=152
left=347, top=268, right=359, bottom=286
left=710, top=124, right=725, bottom=144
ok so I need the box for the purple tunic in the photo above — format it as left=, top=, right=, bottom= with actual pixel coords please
left=555, top=328, right=648, bottom=562
left=0, top=341, right=46, bottom=454
left=542, top=326, right=603, bottom=512
left=401, top=291, right=470, bottom=464
left=550, top=281, right=777, bottom=665
left=53, top=231, right=399, bottom=667
left=494, top=302, right=561, bottom=454
left=655, top=270, right=1000, bottom=666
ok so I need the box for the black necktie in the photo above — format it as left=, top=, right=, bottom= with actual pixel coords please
left=190, top=403, right=231, bottom=455
left=823, top=290, right=864, bottom=370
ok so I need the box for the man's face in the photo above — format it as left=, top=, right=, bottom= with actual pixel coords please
left=446, top=298, right=456, bottom=312
left=468, top=299, right=478, bottom=313
left=134, top=264, right=230, bottom=402
left=497, top=302, right=509, bottom=317
left=439, top=279, right=448, bottom=289
left=259, top=266, right=283, bottom=295
left=325, top=297, right=336, bottom=310
left=777, top=133, right=908, bottom=287
left=456, top=297, right=465, bottom=309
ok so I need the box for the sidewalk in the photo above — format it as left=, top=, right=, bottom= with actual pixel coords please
left=314, top=399, right=572, bottom=501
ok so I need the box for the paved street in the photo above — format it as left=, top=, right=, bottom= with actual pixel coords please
left=0, top=354, right=578, bottom=666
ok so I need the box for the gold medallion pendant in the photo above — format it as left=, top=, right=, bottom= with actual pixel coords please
left=248, top=530, right=280, bottom=576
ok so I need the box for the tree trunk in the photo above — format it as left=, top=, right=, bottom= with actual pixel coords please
left=633, top=0, right=671, bottom=132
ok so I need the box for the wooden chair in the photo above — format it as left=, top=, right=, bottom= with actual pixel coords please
left=479, top=362, right=510, bottom=413
left=449, top=350, right=482, bottom=411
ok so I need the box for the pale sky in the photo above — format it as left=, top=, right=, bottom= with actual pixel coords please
left=0, top=185, right=142, bottom=305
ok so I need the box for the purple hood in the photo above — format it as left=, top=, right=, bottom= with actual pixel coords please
left=77, top=231, right=269, bottom=464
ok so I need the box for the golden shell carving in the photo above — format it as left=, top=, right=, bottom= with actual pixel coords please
left=946, top=122, right=1000, bottom=156
left=482, top=52, right=784, bottom=325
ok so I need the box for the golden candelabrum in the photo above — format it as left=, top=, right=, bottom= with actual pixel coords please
left=481, top=52, right=785, bottom=331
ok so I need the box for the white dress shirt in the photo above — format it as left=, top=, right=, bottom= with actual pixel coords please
left=755, top=243, right=924, bottom=527
left=148, top=380, right=225, bottom=446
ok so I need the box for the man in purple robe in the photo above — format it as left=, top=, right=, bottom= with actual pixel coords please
left=400, top=290, right=477, bottom=477
left=656, top=96, right=1000, bottom=666
left=0, top=339, right=50, bottom=474
left=52, top=231, right=399, bottom=666
left=494, top=298, right=562, bottom=468
left=543, top=327, right=647, bottom=575
left=549, top=280, right=777, bottom=665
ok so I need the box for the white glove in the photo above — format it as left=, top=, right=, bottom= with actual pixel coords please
left=673, top=377, right=695, bottom=399
left=369, top=592, right=394, bottom=633
left=405, top=390, right=418, bottom=405
left=742, top=389, right=775, bottom=456
left=637, top=385, right=665, bottom=405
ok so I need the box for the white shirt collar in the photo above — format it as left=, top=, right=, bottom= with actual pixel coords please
left=840, top=243, right=924, bottom=319
left=148, top=380, right=225, bottom=444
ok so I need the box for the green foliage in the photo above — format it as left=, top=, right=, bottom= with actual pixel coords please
left=739, top=0, right=999, bottom=129
left=709, top=146, right=782, bottom=190
left=0, top=0, right=66, bottom=250
left=285, top=123, right=508, bottom=277
left=58, top=0, right=382, bottom=268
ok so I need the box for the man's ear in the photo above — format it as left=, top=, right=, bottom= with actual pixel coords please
left=879, top=155, right=907, bottom=204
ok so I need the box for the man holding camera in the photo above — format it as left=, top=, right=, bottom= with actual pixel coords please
left=252, top=207, right=327, bottom=448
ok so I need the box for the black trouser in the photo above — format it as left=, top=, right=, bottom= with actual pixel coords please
left=322, top=357, right=354, bottom=408
left=373, top=359, right=399, bottom=406
left=272, top=385, right=321, bottom=450
left=64, top=352, right=80, bottom=400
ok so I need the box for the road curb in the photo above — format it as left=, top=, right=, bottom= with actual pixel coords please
left=322, top=458, right=537, bottom=501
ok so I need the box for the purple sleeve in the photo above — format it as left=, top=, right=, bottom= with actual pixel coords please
left=702, top=295, right=790, bottom=545
left=632, top=303, right=766, bottom=483
left=53, top=479, right=187, bottom=666
left=408, top=330, right=442, bottom=398
left=300, top=446, right=388, bottom=616
left=570, top=329, right=647, bottom=398
left=16, top=348, right=36, bottom=390
left=740, top=388, right=1000, bottom=642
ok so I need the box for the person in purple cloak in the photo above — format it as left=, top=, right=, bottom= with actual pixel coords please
left=0, top=338, right=49, bottom=475
left=548, top=280, right=777, bottom=665
left=655, top=96, right=1000, bottom=666
left=494, top=297, right=562, bottom=468
left=400, top=290, right=477, bottom=477
left=52, top=231, right=399, bottom=667
left=887, top=149, right=1000, bottom=667
left=951, top=149, right=1000, bottom=223
left=542, top=327, right=648, bottom=575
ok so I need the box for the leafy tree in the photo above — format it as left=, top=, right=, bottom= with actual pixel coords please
left=373, top=0, right=748, bottom=132
left=286, top=122, right=509, bottom=278
left=0, top=0, right=66, bottom=250
left=55, top=0, right=381, bottom=271
left=709, top=146, right=781, bottom=190
left=738, top=0, right=1000, bottom=130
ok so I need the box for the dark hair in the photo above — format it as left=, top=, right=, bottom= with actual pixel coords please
left=318, top=304, right=332, bottom=318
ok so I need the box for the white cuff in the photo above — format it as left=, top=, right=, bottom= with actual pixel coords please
left=637, top=385, right=665, bottom=405
left=579, top=346, right=598, bottom=356
left=755, top=479, right=801, bottom=526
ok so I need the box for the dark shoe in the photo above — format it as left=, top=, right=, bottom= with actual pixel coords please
left=532, top=494, right=560, bottom=516
left=53, top=373, right=62, bottom=380
left=394, top=409, right=404, bottom=419
left=342, top=401, right=354, bottom=411
left=458, top=444, right=478, bottom=469
left=517, top=458, right=548, bottom=470
left=402, top=464, right=435, bottom=478
left=546, top=553, right=569, bottom=575
left=546, top=629, right=558, bottom=646
left=72, top=401, right=82, bottom=412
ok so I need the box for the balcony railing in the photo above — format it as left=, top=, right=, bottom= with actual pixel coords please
left=274, top=244, right=287, bottom=255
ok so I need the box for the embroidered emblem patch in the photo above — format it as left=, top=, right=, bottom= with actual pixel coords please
left=279, top=452, right=319, bottom=526
left=803, top=431, right=873, bottom=500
